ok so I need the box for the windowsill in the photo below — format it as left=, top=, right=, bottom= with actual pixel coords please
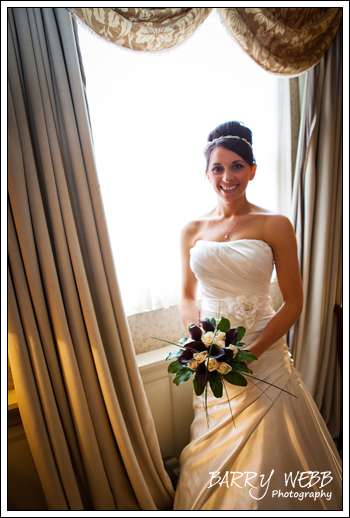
left=136, top=345, right=174, bottom=369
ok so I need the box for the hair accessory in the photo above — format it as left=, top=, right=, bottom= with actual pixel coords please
left=204, top=135, right=253, bottom=153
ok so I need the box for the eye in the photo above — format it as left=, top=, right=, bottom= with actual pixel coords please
left=233, top=163, right=244, bottom=169
left=211, top=166, right=223, bottom=173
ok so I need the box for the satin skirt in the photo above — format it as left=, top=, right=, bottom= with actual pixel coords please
left=173, top=314, right=342, bottom=511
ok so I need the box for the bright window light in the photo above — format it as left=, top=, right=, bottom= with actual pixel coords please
left=77, top=11, right=290, bottom=316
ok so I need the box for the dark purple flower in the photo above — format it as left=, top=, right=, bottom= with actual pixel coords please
left=208, top=344, right=226, bottom=360
left=178, top=349, right=195, bottom=365
left=196, top=361, right=210, bottom=389
left=184, top=340, right=206, bottom=354
left=201, top=319, right=216, bottom=333
left=189, top=324, right=202, bottom=341
left=225, top=328, right=238, bottom=347
left=218, top=347, right=234, bottom=364
left=179, top=340, right=206, bottom=365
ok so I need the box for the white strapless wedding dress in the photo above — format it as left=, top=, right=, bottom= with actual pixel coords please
left=173, top=240, right=342, bottom=511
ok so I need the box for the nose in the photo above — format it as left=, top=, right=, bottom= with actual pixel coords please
left=223, top=168, right=234, bottom=182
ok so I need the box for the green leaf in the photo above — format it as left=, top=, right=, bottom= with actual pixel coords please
left=224, top=370, right=248, bottom=387
left=166, top=349, right=182, bottom=361
left=236, top=326, right=246, bottom=342
left=234, top=362, right=253, bottom=374
left=235, top=341, right=245, bottom=348
left=173, top=367, right=194, bottom=386
left=209, top=371, right=223, bottom=398
left=209, top=317, right=217, bottom=327
left=233, top=350, right=242, bottom=362
left=178, top=337, right=188, bottom=345
left=217, top=316, right=230, bottom=332
left=238, top=350, right=258, bottom=362
left=167, top=360, right=183, bottom=374
left=193, top=375, right=205, bottom=396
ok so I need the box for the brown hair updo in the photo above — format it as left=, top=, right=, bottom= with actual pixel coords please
left=205, top=121, right=256, bottom=169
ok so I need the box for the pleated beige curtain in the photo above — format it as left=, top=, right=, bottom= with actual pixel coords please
left=8, top=7, right=174, bottom=511
left=290, top=25, right=343, bottom=438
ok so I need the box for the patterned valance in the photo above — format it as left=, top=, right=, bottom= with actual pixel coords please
left=67, top=8, right=213, bottom=52
left=218, top=8, right=343, bottom=76
left=67, top=7, right=342, bottom=76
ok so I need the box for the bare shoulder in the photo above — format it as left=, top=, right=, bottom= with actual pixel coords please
left=180, top=218, right=203, bottom=251
left=180, top=219, right=199, bottom=243
left=263, top=213, right=297, bottom=251
left=180, top=210, right=214, bottom=250
left=264, top=213, right=295, bottom=235
left=244, top=206, right=294, bottom=240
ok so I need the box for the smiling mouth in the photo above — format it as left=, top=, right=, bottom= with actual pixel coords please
left=220, top=185, right=238, bottom=192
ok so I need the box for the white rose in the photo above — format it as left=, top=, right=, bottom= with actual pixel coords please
left=229, top=344, right=239, bottom=358
left=213, top=331, right=226, bottom=348
left=217, top=362, right=232, bottom=375
left=213, top=339, right=226, bottom=348
left=201, top=332, right=214, bottom=348
left=193, top=351, right=208, bottom=364
left=187, top=359, right=198, bottom=371
left=207, top=358, right=218, bottom=372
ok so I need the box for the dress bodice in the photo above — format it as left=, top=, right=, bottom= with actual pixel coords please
left=190, top=239, right=274, bottom=298
left=190, top=239, right=275, bottom=330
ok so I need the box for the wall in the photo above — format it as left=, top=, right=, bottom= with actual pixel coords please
left=138, top=345, right=194, bottom=460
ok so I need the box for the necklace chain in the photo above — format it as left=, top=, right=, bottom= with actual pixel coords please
left=221, top=215, right=240, bottom=239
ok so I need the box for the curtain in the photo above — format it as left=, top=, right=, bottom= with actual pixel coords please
left=8, top=7, right=174, bottom=511
left=67, top=7, right=213, bottom=51
left=290, top=25, right=343, bottom=437
left=217, top=8, right=343, bottom=76
left=68, top=7, right=342, bottom=74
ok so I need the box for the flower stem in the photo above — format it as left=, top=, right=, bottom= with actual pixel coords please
left=204, top=330, right=218, bottom=427
left=247, top=376, right=273, bottom=401
left=243, top=374, right=297, bottom=398
left=221, top=376, right=236, bottom=428
left=204, top=384, right=210, bottom=428
left=151, top=337, right=185, bottom=349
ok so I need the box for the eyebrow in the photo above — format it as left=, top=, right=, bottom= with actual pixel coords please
left=211, top=160, right=244, bottom=165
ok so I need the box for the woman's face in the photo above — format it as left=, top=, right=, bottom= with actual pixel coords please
left=206, top=146, right=257, bottom=204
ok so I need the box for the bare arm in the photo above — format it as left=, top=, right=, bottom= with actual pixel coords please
left=179, top=223, right=200, bottom=330
left=245, top=216, right=303, bottom=359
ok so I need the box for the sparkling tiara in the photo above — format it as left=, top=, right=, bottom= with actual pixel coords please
left=204, top=135, right=253, bottom=153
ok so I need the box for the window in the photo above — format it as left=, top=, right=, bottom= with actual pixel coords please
left=78, top=10, right=291, bottom=316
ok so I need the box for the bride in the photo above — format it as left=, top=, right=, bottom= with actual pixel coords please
left=173, top=121, right=342, bottom=510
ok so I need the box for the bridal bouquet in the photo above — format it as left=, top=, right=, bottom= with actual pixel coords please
left=165, top=317, right=255, bottom=399
left=153, top=316, right=296, bottom=426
